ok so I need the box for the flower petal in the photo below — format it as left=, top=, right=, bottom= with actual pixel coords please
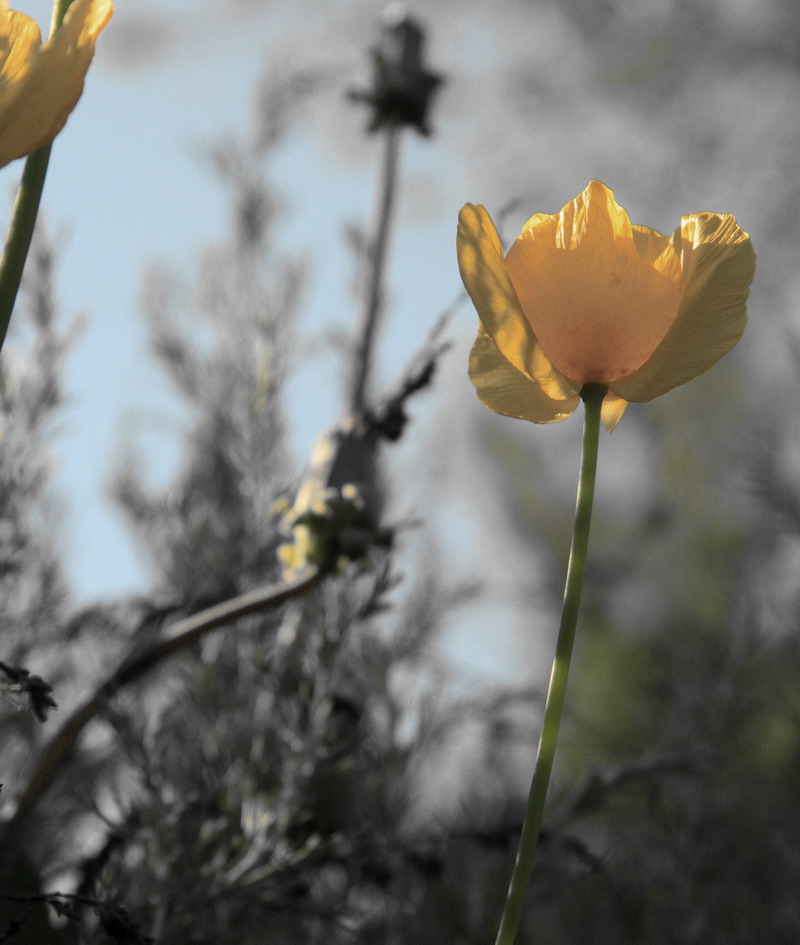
left=457, top=202, right=576, bottom=402
left=600, top=391, right=628, bottom=432
left=505, top=180, right=682, bottom=387
left=631, top=223, right=682, bottom=284
left=611, top=213, right=755, bottom=402
left=0, top=0, right=113, bottom=168
left=468, top=325, right=580, bottom=424
left=0, top=7, right=42, bottom=96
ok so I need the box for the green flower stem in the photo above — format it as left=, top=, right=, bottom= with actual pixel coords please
left=0, top=145, right=53, bottom=352
left=0, top=0, right=77, bottom=353
left=51, top=0, right=76, bottom=31
left=494, top=382, right=606, bottom=945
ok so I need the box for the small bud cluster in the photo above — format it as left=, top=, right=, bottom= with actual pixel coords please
left=348, top=11, right=443, bottom=136
left=276, top=484, right=392, bottom=578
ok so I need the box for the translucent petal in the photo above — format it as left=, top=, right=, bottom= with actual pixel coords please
left=457, top=203, right=576, bottom=402
left=505, top=181, right=681, bottom=387
left=0, top=9, right=42, bottom=108
left=611, top=213, right=755, bottom=402
left=0, top=0, right=113, bottom=168
left=0, top=0, right=9, bottom=59
left=600, top=391, right=628, bottom=432
left=519, top=211, right=552, bottom=236
left=631, top=224, right=682, bottom=283
left=468, top=326, right=580, bottom=424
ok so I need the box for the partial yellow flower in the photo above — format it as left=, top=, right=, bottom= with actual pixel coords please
left=0, top=0, right=113, bottom=168
left=458, top=180, right=755, bottom=432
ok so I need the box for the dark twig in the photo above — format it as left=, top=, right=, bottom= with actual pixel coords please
left=363, top=312, right=451, bottom=443
left=0, top=662, right=57, bottom=722
left=345, top=11, right=442, bottom=416
left=0, top=891, right=153, bottom=945
left=346, top=122, right=402, bottom=416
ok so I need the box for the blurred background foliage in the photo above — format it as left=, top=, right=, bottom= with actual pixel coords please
left=2, top=0, right=800, bottom=942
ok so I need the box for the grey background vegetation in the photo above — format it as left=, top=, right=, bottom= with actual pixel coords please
left=1, top=0, right=800, bottom=941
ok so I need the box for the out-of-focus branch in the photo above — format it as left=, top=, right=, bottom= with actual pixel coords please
left=277, top=313, right=451, bottom=577
left=346, top=122, right=401, bottom=416
left=363, top=310, right=450, bottom=443
left=2, top=567, right=324, bottom=839
left=0, top=889, right=152, bottom=945
left=276, top=9, right=446, bottom=561
left=345, top=8, right=443, bottom=417
left=0, top=662, right=57, bottom=723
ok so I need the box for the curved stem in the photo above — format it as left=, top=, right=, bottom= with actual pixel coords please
left=494, top=383, right=605, bottom=945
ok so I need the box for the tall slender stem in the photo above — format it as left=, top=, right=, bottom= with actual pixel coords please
left=0, top=0, right=77, bottom=352
left=347, top=122, right=402, bottom=416
left=494, top=383, right=605, bottom=945
left=0, top=146, right=52, bottom=351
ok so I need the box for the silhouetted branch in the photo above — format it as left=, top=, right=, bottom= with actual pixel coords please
left=0, top=662, right=56, bottom=722
left=0, top=891, right=152, bottom=945
left=363, top=311, right=451, bottom=443
left=346, top=11, right=443, bottom=415
left=346, top=122, right=402, bottom=416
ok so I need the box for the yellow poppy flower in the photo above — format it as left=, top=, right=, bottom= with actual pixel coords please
left=458, top=180, right=755, bottom=432
left=0, top=0, right=113, bottom=169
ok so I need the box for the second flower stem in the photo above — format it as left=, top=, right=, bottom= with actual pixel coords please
left=0, top=146, right=53, bottom=352
left=494, top=382, right=605, bottom=945
left=0, top=1, right=76, bottom=353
